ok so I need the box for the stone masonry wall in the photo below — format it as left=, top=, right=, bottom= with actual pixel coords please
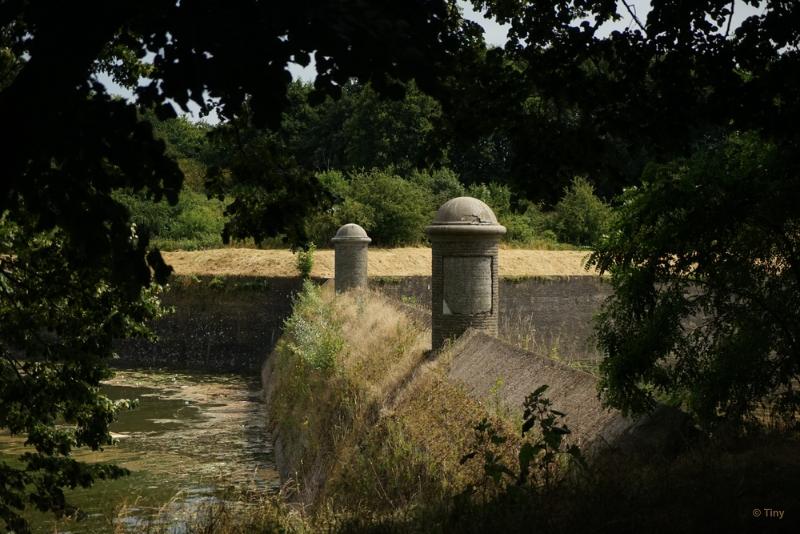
left=431, top=238, right=500, bottom=349
left=334, top=242, right=368, bottom=292
left=372, top=275, right=611, bottom=364
left=115, top=276, right=304, bottom=372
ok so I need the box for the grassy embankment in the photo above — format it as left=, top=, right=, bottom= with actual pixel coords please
left=147, top=281, right=800, bottom=534
left=262, top=282, right=520, bottom=525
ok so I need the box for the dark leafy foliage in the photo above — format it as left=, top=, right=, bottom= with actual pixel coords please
left=461, top=0, right=800, bottom=426
left=283, top=81, right=447, bottom=173
left=454, top=1, right=800, bottom=200
left=589, top=133, right=800, bottom=426
left=0, top=1, right=477, bottom=530
left=0, top=216, right=166, bottom=532
left=460, top=384, right=584, bottom=499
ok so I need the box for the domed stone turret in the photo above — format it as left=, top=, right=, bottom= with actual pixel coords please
left=425, top=197, right=506, bottom=350
left=430, top=196, right=501, bottom=226
left=332, top=223, right=372, bottom=243
left=332, top=224, right=371, bottom=293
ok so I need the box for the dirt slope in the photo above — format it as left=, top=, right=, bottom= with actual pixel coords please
left=163, top=247, right=597, bottom=278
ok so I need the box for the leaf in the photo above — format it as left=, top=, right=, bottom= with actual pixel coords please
left=532, top=384, right=549, bottom=397
left=544, top=432, right=563, bottom=450
left=517, top=442, right=545, bottom=485
left=521, top=417, right=535, bottom=436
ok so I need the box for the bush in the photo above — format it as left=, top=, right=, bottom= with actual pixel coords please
left=466, top=183, right=566, bottom=247
left=410, top=167, right=465, bottom=208
left=466, top=182, right=513, bottom=215
left=550, top=176, right=613, bottom=246
left=305, top=169, right=608, bottom=249
left=281, top=280, right=343, bottom=372
left=306, top=168, right=435, bottom=247
left=295, top=243, right=316, bottom=279
left=347, top=169, right=433, bottom=246
left=113, top=189, right=226, bottom=250
left=503, top=212, right=537, bottom=243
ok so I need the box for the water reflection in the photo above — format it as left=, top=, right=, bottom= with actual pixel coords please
left=0, top=369, right=278, bottom=533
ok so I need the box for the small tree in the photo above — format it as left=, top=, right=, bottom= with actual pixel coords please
left=551, top=176, right=613, bottom=247
left=347, top=169, right=432, bottom=246
left=296, top=243, right=316, bottom=280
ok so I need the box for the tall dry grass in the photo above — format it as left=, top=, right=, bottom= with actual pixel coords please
left=110, top=281, right=800, bottom=534
left=260, top=281, right=527, bottom=528
left=498, top=306, right=600, bottom=376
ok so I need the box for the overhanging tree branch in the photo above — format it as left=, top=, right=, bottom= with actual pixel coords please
left=621, top=0, right=647, bottom=34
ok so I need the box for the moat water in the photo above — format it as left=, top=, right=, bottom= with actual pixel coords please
left=0, top=369, right=278, bottom=533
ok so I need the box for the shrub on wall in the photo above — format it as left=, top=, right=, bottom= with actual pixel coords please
left=281, top=280, right=342, bottom=371
left=295, top=243, right=316, bottom=280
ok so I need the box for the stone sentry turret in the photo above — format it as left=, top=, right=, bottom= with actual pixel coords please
left=426, top=197, right=506, bottom=350
left=332, top=223, right=371, bottom=293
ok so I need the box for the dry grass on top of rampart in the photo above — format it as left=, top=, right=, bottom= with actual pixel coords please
left=163, top=247, right=596, bottom=278
left=263, top=282, right=522, bottom=511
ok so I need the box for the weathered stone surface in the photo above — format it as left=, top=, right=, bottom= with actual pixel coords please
left=431, top=196, right=500, bottom=226
left=115, top=277, right=303, bottom=371
left=372, top=275, right=611, bottom=364
left=332, top=223, right=371, bottom=293
left=446, top=329, right=696, bottom=455
left=427, top=197, right=506, bottom=349
left=443, top=256, right=492, bottom=314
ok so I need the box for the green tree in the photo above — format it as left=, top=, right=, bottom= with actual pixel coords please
left=113, top=189, right=226, bottom=250
left=255, top=80, right=449, bottom=173
left=206, top=120, right=328, bottom=247
left=338, top=82, right=445, bottom=172
left=471, top=0, right=800, bottom=425
left=589, top=133, right=800, bottom=426
left=0, top=2, right=476, bottom=530
left=551, top=176, right=613, bottom=247
left=410, top=167, right=466, bottom=209
left=347, top=169, right=433, bottom=247
left=461, top=1, right=800, bottom=201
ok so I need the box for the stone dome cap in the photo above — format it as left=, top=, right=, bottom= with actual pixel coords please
left=332, top=223, right=371, bottom=243
left=426, top=197, right=506, bottom=236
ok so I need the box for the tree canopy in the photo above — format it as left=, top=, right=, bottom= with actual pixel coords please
left=3, top=0, right=800, bottom=529
left=0, top=1, right=483, bottom=530
left=590, top=133, right=800, bottom=424
left=447, top=0, right=800, bottom=200
left=467, top=0, right=800, bottom=426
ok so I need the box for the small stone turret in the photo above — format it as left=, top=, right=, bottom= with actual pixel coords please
left=426, top=197, right=506, bottom=350
left=332, top=223, right=371, bottom=293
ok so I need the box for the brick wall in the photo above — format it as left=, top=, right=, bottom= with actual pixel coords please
left=431, top=238, right=500, bottom=349
left=334, top=242, right=368, bottom=292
